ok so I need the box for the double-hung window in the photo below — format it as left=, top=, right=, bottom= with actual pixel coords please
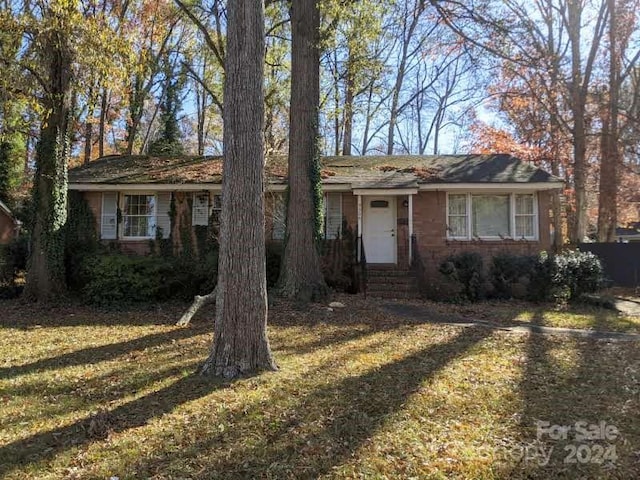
left=447, top=193, right=537, bottom=240
left=211, top=194, right=222, bottom=227
left=192, top=192, right=210, bottom=226
left=447, top=194, right=468, bottom=238
left=515, top=194, right=536, bottom=238
left=122, top=194, right=156, bottom=238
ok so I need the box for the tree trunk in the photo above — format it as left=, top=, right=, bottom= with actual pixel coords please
left=24, top=19, right=73, bottom=301
left=342, top=57, right=354, bottom=156
left=83, top=87, right=94, bottom=164
left=277, top=0, right=328, bottom=301
left=126, top=76, right=143, bottom=155
left=566, top=0, right=605, bottom=243
left=98, top=88, right=108, bottom=158
left=597, top=0, right=619, bottom=242
left=386, top=2, right=424, bottom=155
left=200, top=0, right=276, bottom=378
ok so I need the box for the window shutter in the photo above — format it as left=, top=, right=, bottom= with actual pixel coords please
left=157, top=193, right=172, bottom=239
left=325, top=193, right=342, bottom=239
left=192, top=192, right=210, bottom=226
left=101, top=192, right=118, bottom=240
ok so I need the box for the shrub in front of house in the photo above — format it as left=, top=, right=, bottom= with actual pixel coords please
left=490, top=253, right=538, bottom=300
left=0, top=236, right=28, bottom=298
left=80, top=252, right=219, bottom=306
left=539, top=249, right=604, bottom=302
left=438, top=252, right=485, bottom=301
left=81, top=254, right=172, bottom=306
left=493, top=250, right=605, bottom=303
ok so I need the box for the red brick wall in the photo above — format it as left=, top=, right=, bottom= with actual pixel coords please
left=78, top=189, right=554, bottom=266
left=412, top=190, right=552, bottom=276
left=0, top=210, right=15, bottom=244
left=340, top=190, right=554, bottom=274
left=82, top=191, right=153, bottom=255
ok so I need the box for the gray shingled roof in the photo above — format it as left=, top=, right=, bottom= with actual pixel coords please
left=68, top=154, right=562, bottom=186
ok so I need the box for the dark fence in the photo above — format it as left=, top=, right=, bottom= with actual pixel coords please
left=578, top=243, right=640, bottom=287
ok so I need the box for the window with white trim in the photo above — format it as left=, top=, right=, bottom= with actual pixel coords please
left=447, top=193, right=537, bottom=240
left=447, top=194, right=467, bottom=238
left=515, top=194, right=536, bottom=238
left=122, top=194, right=156, bottom=238
left=472, top=194, right=510, bottom=237
left=324, top=193, right=342, bottom=239
left=192, top=192, right=210, bottom=226
left=211, top=194, right=222, bottom=227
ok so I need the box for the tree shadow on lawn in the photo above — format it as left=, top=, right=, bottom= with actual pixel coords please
left=0, top=371, right=233, bottom=477
left=0, top=325, right=207, bottom=381
left=123, top=325, right=493, bottom=479
left=501, top=311, right=640, bottom=479
left=0, top=299, right=212, bottom=328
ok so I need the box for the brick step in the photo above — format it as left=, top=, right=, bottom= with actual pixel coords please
left=367, top=290, right=421, bottom=299
left=367, top=283, right=417, bottom=294
left=366, top=275, right=415, bottom=285
left=367, top=269, right=411, bottom=277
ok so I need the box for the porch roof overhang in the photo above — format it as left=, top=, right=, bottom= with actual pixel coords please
left=352, top=188, right=418, bottom=196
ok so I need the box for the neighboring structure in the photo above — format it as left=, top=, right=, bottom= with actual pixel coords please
left=68, top=154, right=562, bottom=277
left=615, top=223, right=640, bottom=243
left=0, top=200, right=19, bottom=245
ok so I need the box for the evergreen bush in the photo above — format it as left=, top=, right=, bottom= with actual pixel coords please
left=438, top=252, right=484, bottom=301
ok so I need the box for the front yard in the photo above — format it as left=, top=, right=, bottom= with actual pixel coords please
left=1, top=296, right=639, bottom=479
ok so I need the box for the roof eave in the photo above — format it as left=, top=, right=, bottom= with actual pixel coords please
left=418, top=181, right=564, bottom=191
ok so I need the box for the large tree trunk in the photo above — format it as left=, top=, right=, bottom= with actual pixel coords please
left=597, top=0, right=619, bottom=242
left=24, top=17, right=73, bottom=301
left=342, top=57, right=354, bottom=156
left=83, top=90, right=94, bottom=165
left=277, top=0, right=328, bottom=301
left=566, top=0, right=606, bottom=243
left=200, top=0, right=276, bottom=378
left=98, top=88, right=108, bottom=158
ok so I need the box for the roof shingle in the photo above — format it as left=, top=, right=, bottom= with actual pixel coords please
left=68, top=154, right=561, bottom=186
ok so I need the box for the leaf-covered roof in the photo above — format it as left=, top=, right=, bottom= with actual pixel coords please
left=68, top=154, right=562, bottom=186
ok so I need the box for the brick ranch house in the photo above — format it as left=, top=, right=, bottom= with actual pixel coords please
left=0, top=200, right=19, bottom=245
left=68, top=154, right=562, bottom=294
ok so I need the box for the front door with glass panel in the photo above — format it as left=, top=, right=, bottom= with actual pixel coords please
left=363, top=196, right=396, bottom=264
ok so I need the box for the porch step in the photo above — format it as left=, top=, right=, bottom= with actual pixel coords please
left=364, top=266, right=420, bottom=299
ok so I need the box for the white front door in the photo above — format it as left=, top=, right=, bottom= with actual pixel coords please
left=363, top=196, right=396, bottom=264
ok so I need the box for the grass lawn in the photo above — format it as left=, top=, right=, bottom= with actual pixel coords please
left=1, top=296, right=639, bottom=479
left=423, top=299, right=640, bottom=334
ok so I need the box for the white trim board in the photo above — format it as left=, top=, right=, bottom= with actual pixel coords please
left=70, top=181, right=562, bottom=193
left=353, top=188, right=418, bottom=196
left=419, top=182, right=563, bottom=191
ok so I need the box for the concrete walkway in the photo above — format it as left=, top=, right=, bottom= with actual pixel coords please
left=611, top=297, right=640, bottom=317
left=382, top=303, right=640, bottom=341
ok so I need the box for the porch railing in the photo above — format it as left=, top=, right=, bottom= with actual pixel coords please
left=357, top=234, right=367, bottom=298
left=410, top=234, right=427, bottom=294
